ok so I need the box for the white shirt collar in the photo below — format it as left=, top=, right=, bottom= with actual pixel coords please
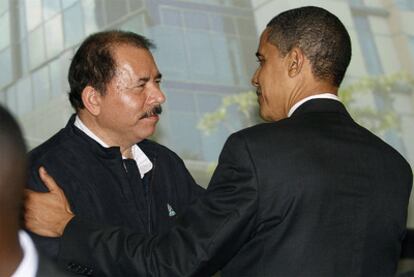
left=288, top=93, right=340, bottom=117
left=11, top=231, right=38, bottom=277
left=74, top=116, right=153, bottom=178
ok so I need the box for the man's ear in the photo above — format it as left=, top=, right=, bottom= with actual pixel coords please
left=81, top=86, right=101, bottom=116
left=287, top=47, right=305, bottom=78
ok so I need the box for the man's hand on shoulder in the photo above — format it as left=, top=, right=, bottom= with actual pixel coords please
left=24, top=167, right=74, bottom=237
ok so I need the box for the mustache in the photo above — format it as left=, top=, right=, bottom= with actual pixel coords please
left=256, top=88, right=262, bottom=96
left=140, top=104, right=163, bottom=119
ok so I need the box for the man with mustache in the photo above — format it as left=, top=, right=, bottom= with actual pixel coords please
left=25, top=30, right=204, bottom=276
left=25, top=6, right=412, bottom=277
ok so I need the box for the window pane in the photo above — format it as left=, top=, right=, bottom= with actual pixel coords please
left=32, top=65, right=50, bottom=108
left=43, top=0, right=61, bottom=20
left=0, top=48, right=13, bottom=87
left=16, top=76, right=33, bottom=115
left=152, top=26, right=187, bottom=80
left=106, top=0, right=127, bottom=25
left=183, top=10, right=209, bottom=30
left=128, top=0, right=143, bottom=11
left=185, top=31, right=215, bottom=82
left=161, top=7, right=182, bottom=27
left=63, top=2, right=84, bottom=48
left=28, top=26, right=46, bottom=69
left=82, top=0, right=102, bottom=36
left=0, top=12, right=10, bottom=51
left=5, top=85, right=17, bottom=115
left=49, top=58, right=64, bottom=97
left=0, top=0, right=8, bottom=14
left=61, top=0, right=78, bottom=9
left=119, top=14, right=145, bottom=34
left=25, top=0, right=42, bottom=31
left=45, top=15, right=63, bottom=58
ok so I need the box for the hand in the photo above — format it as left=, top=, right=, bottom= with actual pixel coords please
left=24, top=167, right=74, bottom=237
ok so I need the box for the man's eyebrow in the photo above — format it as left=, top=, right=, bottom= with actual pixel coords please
left=137, top=73, right=162, bottom=83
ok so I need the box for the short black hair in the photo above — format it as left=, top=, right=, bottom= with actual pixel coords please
left=0, top=105, right=27, bottom=209
left=266, top=6, right=352, bottom=87
left=68, top=30, right=155, bottom=111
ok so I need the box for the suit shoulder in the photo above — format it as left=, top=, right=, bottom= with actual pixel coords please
left=28, top=128, right=68, bottom=163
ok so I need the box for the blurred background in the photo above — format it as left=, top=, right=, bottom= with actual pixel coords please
left=0, top=0, right=413, bottom=232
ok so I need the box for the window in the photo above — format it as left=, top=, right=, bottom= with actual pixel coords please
left=42, top=0, right=61, bottom=20
left=0, top=11, right=10, bottom=51
left=63, top=2, right=84, bottom=48
left=28, top=26, right=46, bottom=69
left=0, top=48, right=13, bottom=87
left=25, top=0, right=42, bottom=31
left=44, top=15, right=63, bottom=59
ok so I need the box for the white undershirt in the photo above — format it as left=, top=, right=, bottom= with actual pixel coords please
left=11, top=231, right=38, bottom=277
left=288, top=93, right=340, bottom=117
left=74, top=116, right=152, bottom=178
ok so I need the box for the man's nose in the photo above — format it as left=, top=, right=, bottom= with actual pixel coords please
left=150, top=86, right=166, bottom=104
left=251, top=69, right=259, bottom=87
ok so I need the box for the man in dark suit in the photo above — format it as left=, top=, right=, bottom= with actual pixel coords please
left=24, top=6, right=412, bottom=276
left=0, top=105, right=71, bottom=277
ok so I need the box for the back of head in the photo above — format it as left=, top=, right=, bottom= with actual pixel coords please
left=266, top=6, right=352, bottom=87
left=68, top=30, right=155, bottom=111
left=0, top=105, right=27, bottom=214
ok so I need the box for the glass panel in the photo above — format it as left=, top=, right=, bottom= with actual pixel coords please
left=44, top=15, right=63, bottom=59
left=183, top=10, right=209, bottom=30
left=5, top=85, right=17, bottom=115
left=169, top=112, right=203, bottom=160
left=16, top=76, right=33, bottom=115
left=25, top=0, right=42, bottom=31
left=82, top=0, right=101, bottom=36
left=61, top=0, right=78, bottom=9
left=49, top=57, right=64, bottom=97
left=32, top=65, right=50, bottom=108
left=0, top=0, right=8, bottom=14
left=128, top=0, right=143, bottom=11
left=28, top=26, right=46, bottom=69
left=19, top=0, right=27, bottom=39
left=210, top=34, right=234, bottom=85
left=20, top=39, right=30, bottom=74
left=119, top=14, right=145, bottom=34
left=43, top=0, right=61, bottom=20
left=186, top=30, right=215, bottom=82
left=236, top=17, right=257, bottom=37
left=161, top=7, right=182, bottom=27
left=63, top=2, right=84, bottom=48
left=410, top=36, right=414, bottom=61
left=105, top=0, right=127, bottom=25
left=151, top=26, right=187, bottom=80
left=166, top=90, right=196, bottom=113
left=210, top=14, right=235, bottom=34
left=0, top=48, right=13, bottom=87
left=0, top=12, right=10, bottom=51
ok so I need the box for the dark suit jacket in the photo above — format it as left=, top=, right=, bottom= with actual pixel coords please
left=59, top=99, right=413, bottom=277
left=36, top=252, right=73, bottom=277
left=27, top=115, right=204, bottom=275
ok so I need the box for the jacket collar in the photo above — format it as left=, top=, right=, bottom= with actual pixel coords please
left=64, top=114, right=158, bottom=162
left=290, top=98, right=351, bottom=119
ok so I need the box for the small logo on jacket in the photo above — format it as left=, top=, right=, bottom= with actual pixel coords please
left=167, top=204, right=176, bottom=217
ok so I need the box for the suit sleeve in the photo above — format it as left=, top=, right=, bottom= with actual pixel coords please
left=58, top=133, right=259, bottom=277
left=26, top=162, right=62, bottom=260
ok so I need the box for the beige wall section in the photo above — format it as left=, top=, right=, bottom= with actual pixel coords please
left=375, top=35, right=403, bottom=74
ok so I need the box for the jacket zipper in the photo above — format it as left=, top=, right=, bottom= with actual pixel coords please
left=146, top=157, right=155, bottom=234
